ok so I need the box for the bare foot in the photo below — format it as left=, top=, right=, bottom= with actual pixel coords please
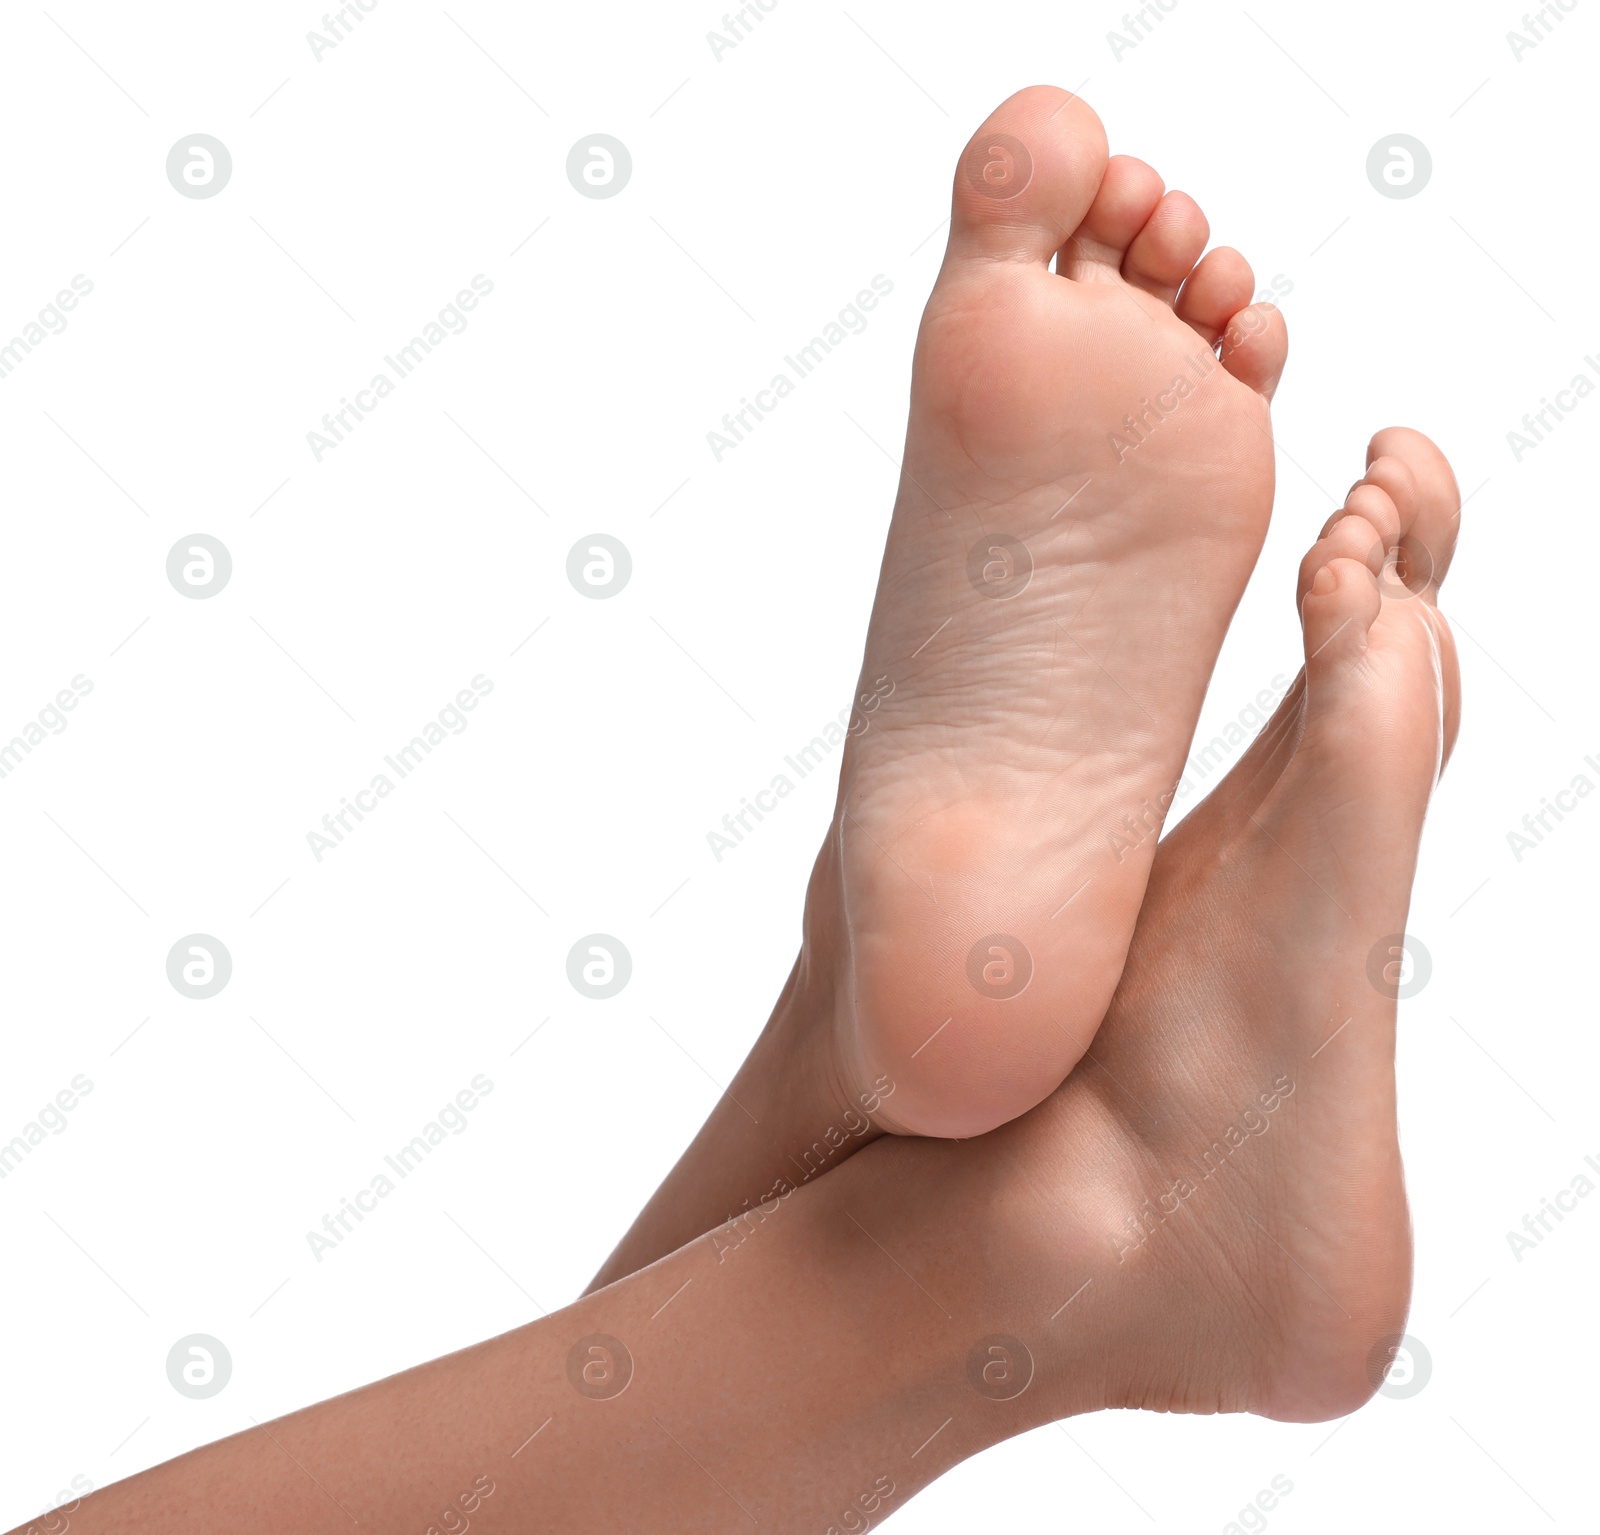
left=806, top=85, right=1290, bottom=1138
left=49, top=437, right=1456, bottom=1535
left=599, top=427, right=1460, bottom=1451
left=929, top=425, right=1461, bottom=1423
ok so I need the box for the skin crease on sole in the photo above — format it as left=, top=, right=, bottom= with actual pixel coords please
left=794, top=84, right=1293, bottom=1141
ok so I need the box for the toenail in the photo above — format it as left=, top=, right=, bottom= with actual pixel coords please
left=1310, top=565, right=1337, bottom=596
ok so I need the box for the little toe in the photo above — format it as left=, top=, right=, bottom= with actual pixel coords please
left=1218, top=302, right=1289, bottom=400
left=1301, top=555, right=1382, bottom=679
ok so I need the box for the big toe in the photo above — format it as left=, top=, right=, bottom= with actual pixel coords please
left=1297, top=433, right=1464, bottom=765
left=946, top=85, right=1110, bottom=266
left=1314, top=429, right=1461, bottom=602
left=1364, top=427, right=1461, bottom=596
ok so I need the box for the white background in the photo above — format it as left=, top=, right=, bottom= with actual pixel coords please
left=1, top=1, right=1594, bottom=1530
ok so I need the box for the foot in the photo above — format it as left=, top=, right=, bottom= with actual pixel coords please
left=36, top=437, right=1460, bottom=1535
left=807, top=85, right=1290, bottom=1137
left=588, top=420, right=1457, bottom=1385
left=959, top=425, right=1461, bottom=1421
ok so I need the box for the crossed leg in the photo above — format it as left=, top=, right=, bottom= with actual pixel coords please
left=23, top=423, right=1461, bottom=1535
left=9, top=81, right=1464, bottom=1535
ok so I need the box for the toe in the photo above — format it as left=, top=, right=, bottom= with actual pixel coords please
left=1321, top=483, right=1402, bottom=551
left=1218, top=302, right=1289, bottom=401
left=948, top=86, right=1110, bottom=266
left=1174, top=247, right=1255, bottom=345
left=1301, top=555, right=1381, bottom=676
left=1122, top=190, right=1210, bottom=302
left=1056, top=154, right=1165, bottom=279
left=1364, top=427, right=1461, bottom=597
left=1297, top=500, right=1392, bottom=606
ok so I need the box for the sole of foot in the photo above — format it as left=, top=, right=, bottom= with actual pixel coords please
left=804, top=84, right=1291, bottom=1138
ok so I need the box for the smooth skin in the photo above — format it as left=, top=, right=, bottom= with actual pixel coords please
left=11, top=84, right=1461, bottom=1535
left=594, top=77, right=1300, bottom=1286
left=811, top=84, right=1290, bottom=1140
left=14, top=425, right=1462, bottom=1534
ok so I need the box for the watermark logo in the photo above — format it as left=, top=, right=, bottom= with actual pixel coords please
left=1506, top=1152, right=1600, bottom=1261
left=966, top=535, right=1032, bottom=600
left=1366, top=135, right=1431, bottom=199
left=1107, top=0, right=1182, bottom=60
left=1223, top=1474, right=1294, bottom=1534
left=966, top=934, right=1033, bottom=1000
left=0, top=275, right=94, bottom=384
left=1107, top=784, right=1178, bottom=863
left=16, top=1474, right=94, bottom=1535
left=567, top=934, right=631, bottom=999
left=166, top=1334, right=232, bottom=1399
left=1113, top=1074, right=1295, bottom=1263
left=308, top=0, right=382, bottom=62
left=425, top=1476, right=495, bottom=1535
left=829, top=1476, right=897, bottom=1532
left=1107, top=348, right=1221, bottom=463
left=166, top=535, right=232, bottom=599
left=167, top=935, right=232, bottom=1000
left=166, top=135, right=232, bottom=199
left=307, top=677, right=495, bottom=862
left=965, top=133, right=1032, bottom=200
left=566, top=136, right=632, bottom=199
left=707, top=0, right=781, bottom=61
left=305, top=1076, right=495, bottom=1261
left=307, top=277, right=495, bottom=462
left=1366, top=1332, right=1431, bottom=1398
left=0, top=1074, right=95, bottom=1183
left=709, top=1080, right=894, bottom=1262
left=966, top=1335, right=1034, bottom=1400
left=705, top=690, right=890, bottom=864
left=1506, top=361, right=1600, bottom=462
left=566, top=535, right=631, bottom=599
left=1365, top=933, right=1430, bottom=1000
left=1174, top=674, right=1290, bottom=803
left=1509, top=2, right=1582, bottom=62
left=0, top=675, right=95, bottom=782
left=566, top=1334, right=633, bottom=1399
left=706, top=277, right=894, bottom=462
left=1506, top=755, right=1600, bottom=858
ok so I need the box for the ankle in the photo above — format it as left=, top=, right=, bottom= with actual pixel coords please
left=584, top=950, right=877, bottom=1292
left=749, top=957, right=888, bottom=1186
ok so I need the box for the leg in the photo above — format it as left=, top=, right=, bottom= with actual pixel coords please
left=593, top=80, right=1294, bottom=1288
left=20, top=425, right=1461, bottom=1529
left=589, top=422, right=1453, bottom=1290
